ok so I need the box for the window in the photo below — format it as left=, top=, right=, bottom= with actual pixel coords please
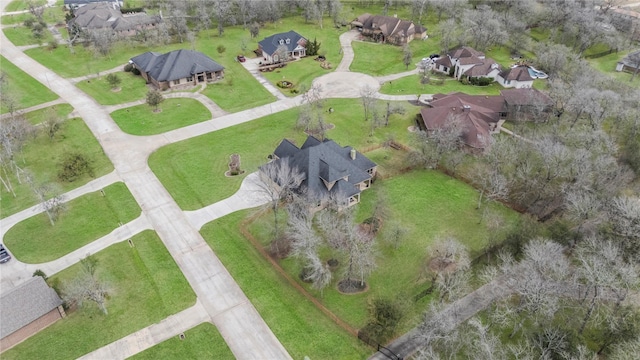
left=173, top=79, right=180, bottom=85
left=278, top=39, right=284, bottom=45
left=187, top=76, right=193, bottom=82
left=285, top=38, right=290, bottom=44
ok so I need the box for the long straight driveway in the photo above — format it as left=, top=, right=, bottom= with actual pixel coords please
left=0, top=28, right=291, bottom=360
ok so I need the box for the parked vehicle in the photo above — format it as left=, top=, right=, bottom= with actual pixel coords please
left=237, top=55, right=246, bottom=62
left=0, top=244, right=11, bottom=263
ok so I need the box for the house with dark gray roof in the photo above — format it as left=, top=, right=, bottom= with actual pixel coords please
left=64, top=0, right=122, bottom=9
left=0, top=277, right=65, bottom=352
left=258, top=30, right=307, bottom=64
left=68, top=2, right=161, bottom=37
left=130, top=49, right=224, bottom=90
left=352, top=13, right=427, bottom=45
left=616, top=50, right=640, bottom=73
left=267, top=136, right=377, bottom=208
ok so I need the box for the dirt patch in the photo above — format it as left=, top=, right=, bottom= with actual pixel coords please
left=427, top=257, right=458, bottom=274
left=337, top=279, right=368, bottom=294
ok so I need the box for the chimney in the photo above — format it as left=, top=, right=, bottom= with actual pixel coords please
left=350, top=148, right=356, bottom=160
left=463, top=105, right=471, bottom=112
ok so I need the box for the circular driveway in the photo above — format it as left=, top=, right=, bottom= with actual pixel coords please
left=312, top=71, right=380, bottom=99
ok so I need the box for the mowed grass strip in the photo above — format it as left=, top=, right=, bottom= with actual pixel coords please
left=3, top=26, right=53, bottom=46
left=1, top=230, right=196, bottom=360
left=4, top=182, right=141, bottom=263
left=0, top=117, right=114, bottom=218
left=0, top=55, right=58, bottom=113
left=111, top=98, right=211, bottom=135
left=201, top=211, right=371, bottom=360
left=75, top=71, right=149, bottom=105
left=149, top=98, right=416, bottom=210
left=23, top=103, right=74, bottom=125
left=129, top=322, right=234, bottom=360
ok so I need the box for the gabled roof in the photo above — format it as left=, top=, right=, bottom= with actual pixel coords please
left=267, top=136, right=376, bottom=200
left=447, top=46, right=485, bottom=60
left=71, top=2, right=160, bottom=32
left=499, top=66, right=534, bottom=82
left=130, top=50, right=224, bottom=82
left=462, top=58, right=500, bottom=77
left=258, top=30, right=307, bottom=56
left=500, top=88, right=553, bottom=106
left=354, top=14, right=423, bottom=39
left=618, top=50, right=640, bottom=69
left=1, top=277, right=62, bottom=338
left=434, top=56, right=452, bottom=67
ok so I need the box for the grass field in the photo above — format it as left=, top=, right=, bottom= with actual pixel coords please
left=261, top=56, right=335, bottom=97
left=587, top=50, right=640, bottom=89
left=1, top=231, right=196, bottom=360
left=379, top=73, right=504, bottom=96
left=4, top=182, right=141, bottom=263
left=0, top=117, right=114, bottom=217
left=129, top=323, right=234, bottom=360
left=201, top=211, right=372, bottom=359
left=4, top=0, right=46, bottom=11
left=0, top=55, right=58, bottom=113
left=1, top=3, right=65, bottom=26
left=74, top=71, right=149, bottom=105
left=110, top=98, right=212, bottom=135
left=148, top=98, right=417, bottom=210
left=23, top=103, right=74, bottom=125
left=350, top=39, right=439, bottom=76
left=247, top=170, right=520, bottom=330
left=2, top=25, right=53, bottom=46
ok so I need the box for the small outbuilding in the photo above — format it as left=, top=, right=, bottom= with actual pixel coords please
left=0, top=277, right=65, bottom=352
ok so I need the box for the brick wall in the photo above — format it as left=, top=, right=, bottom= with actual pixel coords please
left=0, top=309, right=62, bottom=353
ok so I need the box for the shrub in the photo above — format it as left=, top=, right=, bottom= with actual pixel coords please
left=123, top=63, right=133, bottom=72
left=131, top=68, right=141, bottom=75
left=469, top=76, right=493, bottom=86
left=217, top=44, right=226, bottom=54
left=33, top=269, right=48, bottom=281
left=48, top=40, right=58, bottom=50
left=24, top=17, right=35, bottom=28
left=58, top=152, right=94, bottom=182
left=106, top=73, right=121, bottom=89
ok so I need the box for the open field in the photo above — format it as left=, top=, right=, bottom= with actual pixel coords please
left=0, top=117, right=114, bottom=217
left=74, top=71, right=149, bottom=105
left=23, top=103, right=74, bottom=125
left=0, top=55, right=58, bottom=113
left=201, top=211, right=372, bottom=360
left=149, top=98, right=417, bottom=210
left=111, top=98, right=212, bottom=135
left=4, top=182, right=141, bottom=263
left=1, top=231, right=196, bottom=360
left=129, top=322, right=234, bottom=360
left=2, top=25, right=53, bottom=46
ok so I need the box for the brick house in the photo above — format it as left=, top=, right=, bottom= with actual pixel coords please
left=351, top=13, right=427, bottom=45
left=0, top=277, right=65, bottom=352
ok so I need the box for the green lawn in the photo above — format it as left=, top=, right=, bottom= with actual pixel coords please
left=3, top=25, right=53, bottom=46
left=1, top=230, right=196, bottom=360
left=261, top=56, right=334, bottom=97
left=4, top=182, right=141, bottom=263
left=0, top=55, right=58, bottom=113
left=74, top=71, right=149, bottom=105
left=248, top=170, right=520, bottom=331
left=349, top=40, right=437, bottom=76
left=588, top=50, right=640, bottom=89
left=129, top=323, right=234, bottom=360
left=201, top=211, right=372, bottom=359
left=23, top=103, right=74, bottom=125
left=0, top=117, right=114, bottom=218
left=110, top=98, right=211, bottom=135
left=4, top=0, right=46, bottom=12
left=149, top=98, right=416, bottom=210
left=379, top=74, right=503, bottom=96
left=1, top=4, right=65, bottom=26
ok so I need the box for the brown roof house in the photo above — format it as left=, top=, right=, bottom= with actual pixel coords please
left=266, top=136, right=377, bottom=209
left=496, top=66, right=534, bottom=88
left=500, top=88, right=554, bottom=122
left=418, top=92, right=507, bottom=150
left=352, top=13, right=427, bottom=45
left=68, top=2, right=161, bottom=37
left=130, top=49, right=224, bottom=90
left=0, top=277, right=65, bottom=352
left=258, top=30, right=307, bottom=64
left=433, top=46, right=501, bottom=81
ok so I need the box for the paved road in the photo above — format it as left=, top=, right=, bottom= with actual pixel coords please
left=0, top=12, right=291, bottom=360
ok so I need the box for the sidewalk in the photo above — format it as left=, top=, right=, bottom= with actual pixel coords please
left=78, top=300, right=210, bottom=360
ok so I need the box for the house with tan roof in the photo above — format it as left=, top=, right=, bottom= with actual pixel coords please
left=352, top=13, right=427, bottom=45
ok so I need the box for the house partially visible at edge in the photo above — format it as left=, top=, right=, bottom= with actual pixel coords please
left=616, top=50, right=640, bottom=73
left=64, top=0, right=122, bottom=9
left=130, top=49, right=224, bottom=90
left=258, top=30, right=307, bottom=64
left=351, top=13, right=427, bottom=45
left=611, top=7, right=640, bottom=41
left=267, top=136, right=377, bottom=208
left=433, top=46, right=501, bottom=81
left=417, top=89, right=553, bottom=150
left=68, top=2, right=161, bottom=37
left=0, top=277, right=65, bottom=352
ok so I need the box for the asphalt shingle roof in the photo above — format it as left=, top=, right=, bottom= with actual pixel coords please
left=1, top=277, right=62, bottom=338
left=258, top=30, right=307, bottom=56
left=130, top=50, right=224, bottom=82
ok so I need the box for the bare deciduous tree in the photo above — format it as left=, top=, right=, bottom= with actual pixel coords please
left=425, top=237, right=470, bottom=303
left=359, top=85, right=376, bottom=122
left=63, top=254, right=110, bottom=314
left=257, top=158, right=304, bottom=238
